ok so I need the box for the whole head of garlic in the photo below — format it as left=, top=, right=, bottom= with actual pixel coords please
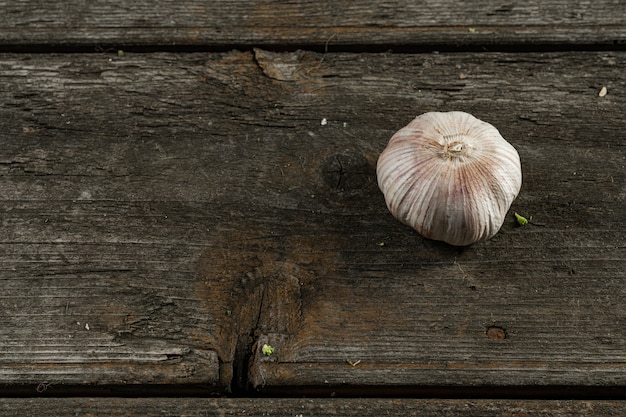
left=376, top=111, right=522, bottom=246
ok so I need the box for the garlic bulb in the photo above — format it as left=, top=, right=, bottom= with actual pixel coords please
left=376, top=111, right=522, bottom=246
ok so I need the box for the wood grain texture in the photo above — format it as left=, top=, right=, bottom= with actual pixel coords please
left=1, top=50, right=624, bottom=392
left=0, top=54, right=229, bottom=387
left=0, top=0, right=625, bottom=50
left=0, top=398, right=625, bottom=417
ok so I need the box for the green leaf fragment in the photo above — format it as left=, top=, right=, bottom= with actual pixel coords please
left=514, top=212, right=528, bottom=226
left=261, top=344, right=275, bottom=356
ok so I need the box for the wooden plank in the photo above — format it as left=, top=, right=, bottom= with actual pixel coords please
left=199, top=50, right=625, bottom=390
left=1, top=1, right=625, bottom=50
left=0, top=50, right=624, bottom=392
left=0, top=398, right=624, bottom=416
left=0, top=397, right=621, bottom=416
left=0, top=54, right=232, bottom=388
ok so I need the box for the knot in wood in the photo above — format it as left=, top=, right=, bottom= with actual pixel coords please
left=319, top=150, right=375, bottom=197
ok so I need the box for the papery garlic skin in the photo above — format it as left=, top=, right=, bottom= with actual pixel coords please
left=376, top=111, right=522, bottom=246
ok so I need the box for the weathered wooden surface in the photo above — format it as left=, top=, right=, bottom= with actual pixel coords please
left=0, top=398, right=625, bottom=416
left=1, top=0, right=625, bottom=50
left=1, top=50, right=624, bottom=393
left=0, top=53, right=229, bottom=387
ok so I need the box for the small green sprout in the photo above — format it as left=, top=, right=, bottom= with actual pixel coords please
left=514, top=212, right=528, bottom=226
left=261, top=344, right=274, bottom=357
left=377, top=242, right=385, bottom=247
left=468, top=27, right=476, bottom=33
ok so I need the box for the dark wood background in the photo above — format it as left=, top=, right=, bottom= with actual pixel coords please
left=0, top=1, right=625, bottom=415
